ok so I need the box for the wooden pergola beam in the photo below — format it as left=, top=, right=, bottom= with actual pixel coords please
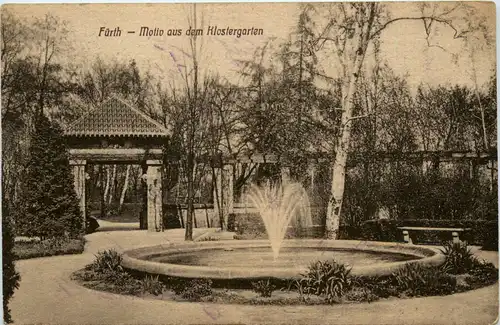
left=69, top=148, right=163, bottom=164
left=196, top=150, right=497, bottom=166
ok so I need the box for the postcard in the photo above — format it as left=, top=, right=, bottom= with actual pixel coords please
left=2, top=2, right=498, bottom=325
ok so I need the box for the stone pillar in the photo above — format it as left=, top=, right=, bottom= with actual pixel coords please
left=422, top=159, right=432, bottom=175
left=281, top=166, right=291, bottom=184
left=146, top=160, right=163, bottom=232
left=469, top=160, right=476, bottom=180
left=402, top=230, right=413, bottom=244
left=224, top=164, right=234, bottom=222
left=140, top=164, right=148, bottom=230
left=309, top=165, right=316, bottom=190
left=213, top=165, right=234, bottom=230
left=70, top=160, right=87, bottom=231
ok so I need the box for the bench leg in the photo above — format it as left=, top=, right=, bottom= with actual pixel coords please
left=403, top=230, right=413, bottom=244
left=452, top=231, right=459, bottom=244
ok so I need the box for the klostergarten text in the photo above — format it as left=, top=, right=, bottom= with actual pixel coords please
left=98, top=26, right=264, bottom=38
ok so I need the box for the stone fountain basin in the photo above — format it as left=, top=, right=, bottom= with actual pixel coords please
left=121, top=239, right=445, bottom=280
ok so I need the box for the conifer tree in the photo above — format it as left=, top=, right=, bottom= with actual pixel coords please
left=16, top=114, right=83, bottom=239
left=2, top=197, right=21, bottom=324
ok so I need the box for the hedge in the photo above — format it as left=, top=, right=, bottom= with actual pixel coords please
left=348, top=219, right=498, bottom=250
left=229, top=212, right=497, bottom=251
left=14, top=237, right=86, bottom=260
left=229, top=213, right=324, bottom=239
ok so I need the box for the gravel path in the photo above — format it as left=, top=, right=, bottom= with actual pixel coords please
left=10, top=229, right=499, bottom=325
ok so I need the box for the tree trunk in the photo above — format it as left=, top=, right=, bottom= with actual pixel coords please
left=119, top=165, right=131, bottom=212
left=104, top=165, right=111, bottom=203
left=325, top=127, right=351, bottom=239
left=108, top=164, right=117, bottom=205
left=185, top=154, right=195, bottom=240
left=325, top=19, right=373, bottom=239
left=212, top=166, right=224, bottom=230
left=100, top=165, right=107, bottom=218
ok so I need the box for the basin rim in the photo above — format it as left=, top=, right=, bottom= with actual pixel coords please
left=121, top=239, right=445, bottom=279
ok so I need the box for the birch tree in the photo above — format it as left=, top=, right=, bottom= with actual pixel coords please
left=308, top=2, right=488, bottom=239
left=119, top=165, right=132, bottom=212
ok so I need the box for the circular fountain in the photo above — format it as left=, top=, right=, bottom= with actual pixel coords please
left=122, top=239, right=444, bottom=279
left=122, top=182, right=445, bottom=280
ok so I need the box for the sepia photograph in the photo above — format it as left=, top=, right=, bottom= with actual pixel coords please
left=1, top=2, right=498, bottom=324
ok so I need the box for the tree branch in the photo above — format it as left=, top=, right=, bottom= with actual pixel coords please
left=371, top=16, right=468, bottom=40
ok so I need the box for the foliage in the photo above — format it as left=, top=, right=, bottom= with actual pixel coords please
left=140, top=275, right=165, bottom=296
left=351, top=275, right=400, bottom=299
left=343, top=162, right=497, bottom=226
left=74, top=251, right=147, bottom=296
left=232, top=212, right=322, bottom=240
left=251, top=279, right=276, bottom=297
left=73, top=268, right=143, bottom=295
left=344, top=287, right=379, bottom=303
left=2, top=10, right=74, bottom=210
left=440, top=242, right=477, bottom=274
left=237, top=5, right=341, bottom=172
left=75, top=58, right=154, bottom=116
left=87, top=250, right=123, bottom=273
left=393, top=263, right=456, bottom=297
left=479, top=219, right=498, bottom=251
left=2, top=199, right=21, bottom=324
left=299, top=260, right=352, bottom=303
left=196, top=236, right=220, bottom=242
left=72, top=258, right=498, bottom=305
left=358, top=219, right=497, bottom=249
left=232, top=213, right=268, bottom=240
left=465, top=259, right=499, bottom=288
left=357, top=219, right=402, bottom=242
left=16, top=114, right=83, bottom=240
left=171, top=278, right=213, bottom=301
left=14, top=237, right=85, bottom=260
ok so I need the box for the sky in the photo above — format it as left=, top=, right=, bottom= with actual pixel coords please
left=4, top=2, right=497, bottom=93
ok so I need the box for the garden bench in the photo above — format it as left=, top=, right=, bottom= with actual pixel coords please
left=397, top=227, right=471, bottom=244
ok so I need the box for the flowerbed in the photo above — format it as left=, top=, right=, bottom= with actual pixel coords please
left=14, top=237, right=86, bottom=260
left=72, top=242, right=498, bottom=305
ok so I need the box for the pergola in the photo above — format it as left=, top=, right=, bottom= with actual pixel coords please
left=64, top=95, right=497, bottom=232
left=64, top=95, right=170, bottom=232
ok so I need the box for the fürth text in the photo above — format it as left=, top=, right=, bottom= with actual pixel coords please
left=99, top=27, right=122, bottom=37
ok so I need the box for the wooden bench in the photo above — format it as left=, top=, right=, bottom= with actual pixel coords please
left=397, top=227, right=471, bottom=244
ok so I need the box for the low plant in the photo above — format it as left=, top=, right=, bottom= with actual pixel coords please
left=345, top=287, right=379, bottom=303
left=172, top=278, right=213, bottom=301
left=74, top=249, right=146, bottom=295
left=141, top=275, right=165, bottom=296
left=197, top=236, right=220, bottom=242
left=299, top=260, right=352, bottom=304
left=72, top=267, right=143, bottom=295
left=72, top=269, right=101, bottom=282
left=87, top=249, right=123, bottom=273
left=440, top=241, right=477, bottom=274
left=354, top=275, right=400, bottom=298
left=14, top=236, right=85, bottom=260
left=465, top=259, right=498, bottom=288
left=393, top=263, right=456, bottom=297
left=251, top=279, right=276, bottom=297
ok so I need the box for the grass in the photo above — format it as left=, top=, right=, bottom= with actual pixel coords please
left=14, top=237, right=86, bottom=260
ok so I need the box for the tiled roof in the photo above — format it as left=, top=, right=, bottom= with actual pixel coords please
left=64, top=96, right=169, bottom=137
